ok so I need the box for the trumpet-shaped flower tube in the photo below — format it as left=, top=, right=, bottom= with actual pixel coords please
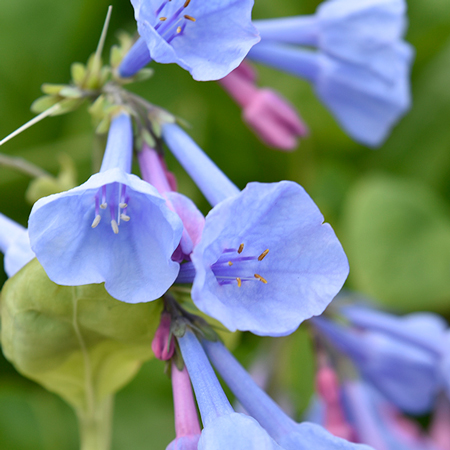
left=138, top=144, right=205, bottom=262
left=29, top=113, right=183, bottom=303
left=249, top=0, right=413, bottom=146
left=255, top=0, right=410, bottom=83
left=177, top=330, right=284, bottom=449
left=164, top=123, right=348, bottom=336
left=202, top=339, right=374, bottom=450
left=248, top=42, right=412, bottom=147
left=341, top=380, right=438, bottom=450
left=0, top=213, right=34, bottom=277
left=119, top=0, right=260, bottom=81
left=340, top=304, right=446, bottom=356
left=166, top=363, right=201, bottom=450
left=312, top=314, right=443, bottom=414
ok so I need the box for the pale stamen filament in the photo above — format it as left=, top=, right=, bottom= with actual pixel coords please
left=100, top=185, right=107, bottom=209
left=91, top=185, right=131, bottom=233
left=213, top=243, right=270, bottom=287
left=92, top=195, right=102, bottom=228
left=154, top=0, right=194, bottom=42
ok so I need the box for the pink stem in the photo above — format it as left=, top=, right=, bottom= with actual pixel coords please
left=138, top=144, right=173, bottom=194
left=172, top=362, right=202, bottom=437
left=219, top=69, right=259, bottom=108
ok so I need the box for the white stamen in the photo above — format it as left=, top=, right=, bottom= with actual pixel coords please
left=119, top=202, right=128, bottom=209
left=100, top=203, right=107, bottom=209
left=111, top=219, right=119, bottom=234
left=120, top=213, right=130, bottom=222
left=91, top=215, right=101, bottom=228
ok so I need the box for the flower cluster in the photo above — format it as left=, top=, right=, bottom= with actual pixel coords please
left=149, top=308, right=374, bottom=450
left=0, top=0, right=431, bottom=448
left=307, top=297, right=450, bottom=450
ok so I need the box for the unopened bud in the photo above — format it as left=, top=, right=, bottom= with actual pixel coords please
left=152, top=312, right=175, bottom=360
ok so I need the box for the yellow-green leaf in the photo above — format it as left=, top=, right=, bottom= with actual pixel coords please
left=1, top=259, right=161, bottom=413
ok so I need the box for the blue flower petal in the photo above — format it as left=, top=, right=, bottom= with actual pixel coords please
left=5, top=231, right=35, bottom=278
left=166, top=435, right=200, bottom=450
left=312, top=316, right=441, bottom=414
left=340, top=304, right=446, bottom=355
left=279, top=422, right=374, bottom=450
left=128, top=0, right=260, bottom=80
left=248, top=42, right=412, bottom=147
left=341, top=380, right=432, bottom=450
left=202, top=340, right=373, bottom=450
left=0, top=213, right=35, bottom=277
left=189, top=181, right=349, bottom=336
left=251, top=0, right=413, bottom=146
left=198, top=413, right=284, bottom=450
left=29, top=168, right=183, bottom=303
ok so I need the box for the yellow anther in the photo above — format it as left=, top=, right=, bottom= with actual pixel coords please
left=258, top=249, right=269, bottom=261
left=119, top=202, right=128, bottom=209
left=228, top=261, right=233, bottom=266
left=184, top=0, right=191, bottom=7
left=100, top=203, right=107, bottom=209
left=238, top=243, right=244, bottom=254
left=159, top=16, right=167, bottom=21
left=120, top=213, right=131, bottom=222
left=254, top=274, right=268, bottom=284
left=177, top=26, right=182, bottom=33
left=236, top=277, right=242, bottom=287
left=184, top=14, right=196, bottom=21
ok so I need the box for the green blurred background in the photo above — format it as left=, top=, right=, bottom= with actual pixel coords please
left=1, top=0, right=450, bottom=448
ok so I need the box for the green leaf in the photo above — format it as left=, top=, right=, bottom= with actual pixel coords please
left=341, top=174, right=450, bottom=312
left=1, top=259, right=161, bottom=412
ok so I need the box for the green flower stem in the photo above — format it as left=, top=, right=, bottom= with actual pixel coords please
left=77, top=395, right=114, bottom=450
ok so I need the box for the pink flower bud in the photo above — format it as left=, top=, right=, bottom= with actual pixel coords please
left=219, top=62, right=307, bottom=150
left=316, top=365, right=356, bottom=441
left=152, top=312, right=175, bottom=360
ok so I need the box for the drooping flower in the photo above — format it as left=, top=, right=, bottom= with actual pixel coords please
left=219, top=62, right=308, bottom=150
left=0, top=213, right=35, bottom=277
left=163, top=123, right=348, bottom=336
left=28, top=112, right=183, bottom=303
left=177, top=330, right=284, bottom=449
left=202, top=339, right=374, bottom=450
left=118, top=0, right=260, bottom=81
left=341, top=380, right=438, bottom=450
left=248, top=0, right=414, bottom=146
left=311, top=305, right=445, bottom=414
